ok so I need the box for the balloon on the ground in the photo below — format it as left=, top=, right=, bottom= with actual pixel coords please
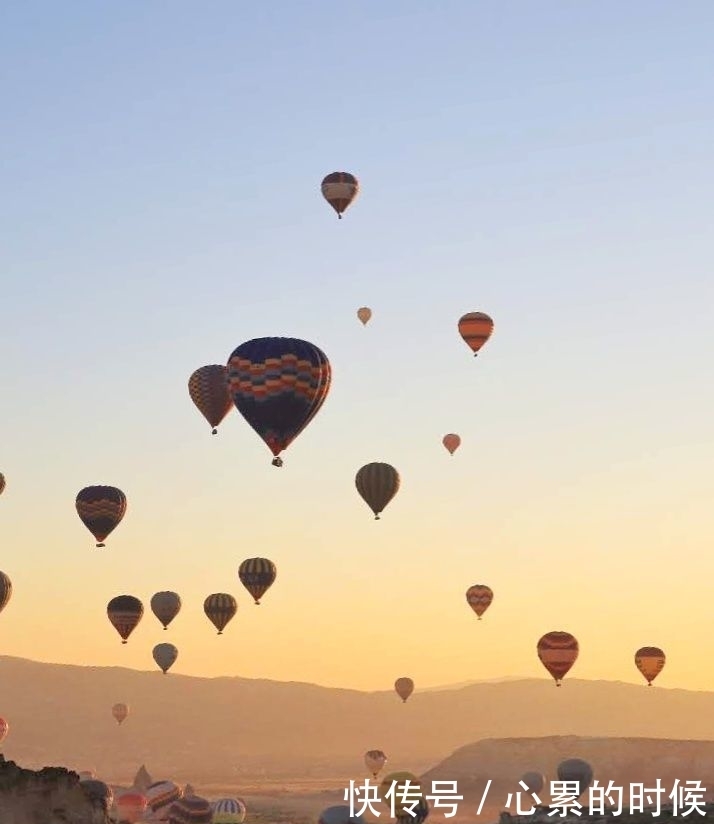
left=146, top=780, right=182, bottom=812
left=212, top=797, right=247, bottom=824
left=115, top=791, right=148, bottom=824
left=226, top=337, right=331, bottom=467
left=168, top=794, right=213, bottom=823
left=319, top=805, right=365, bottom=824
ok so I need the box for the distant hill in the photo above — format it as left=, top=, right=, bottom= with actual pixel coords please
left=5, top=657, right=714, bottom=786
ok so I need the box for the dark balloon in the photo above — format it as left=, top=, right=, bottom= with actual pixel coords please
left=76, top=486, right=127, bottom=547
left=107, top=595, right=143, bottom=644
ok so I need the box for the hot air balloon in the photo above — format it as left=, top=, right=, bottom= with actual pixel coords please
left=556, top=759, right=593, bottom=798
left=442, top=434, right=461, bottom=455
left=112, top=703, right=129, bottom=725
left=396, top=797, right=430, bottom=824
left=212, top=798, right=247, bottom=824
left=520, top=772, right=545, bottom=794
left=357, top=307, right=372, bottom=326
left=188, top=365, right=233, bottom=435
left=226, top=337, right=331, bottom=467
left=635, top=646, right=666, bottom=686
left=115, top=791, right=148, bottom=824
left=321, top=172, right=359, bottom=219
left=168, top=795, right=213, bottom=824
left=204, top=593, right=237, bottom=635
left=80, top=779, right=113, bottom=812
left=0, top=572, right=12, bottom=615
left=466, top=585, right=493, bottom=620
left=0, top=473, right=5, bottom=495
left=379, top=772, right=423, bottom=816
left=153, top=643, right=178, bottom=674
left=151, top=591, right=182, bottom=630
left=394, top=677, right=414, bottom=703
left=458, top=312, right=494, bottom=357
left=364, top=750, right=387, bottom=778
left=146, top=780, right=182, bottom=813
left=76, top=485, right=127, bottom=547
left=355, top=462, right=400, bottom=520
left=319, top=806, right=365, bottom=824
left=0, top=718, right=9, bottom=743
left=537, top=631, right=579, bottom=686
left=107, top=595, right=143, bottom=644
left=238, top=558, right=276, bottom=605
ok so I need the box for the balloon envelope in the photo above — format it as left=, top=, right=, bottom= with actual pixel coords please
left=442, top=434, right=461, bottom=454
left=394, top=677, right=414, bottom=703
left=226, top=337, right=331, bottom=466
left=212, top=798, right=247, bottom=824
left=556, top=759, right=593, bottom=798
left=537, top=631, right=579, bottom=685
left=458, top=312, right=494, bottom=356
left=75, top=485, right=127, bottom=547
left=150, top=591, right=182, bottom=630
left=466, top=585, right=493, bottom=619
left=0, top=571, right=12, bottom=614
left=167, top=794, right=212, bottom=823
left=0, top=718, right=8, bottom=743
left=635, top=646, right=666, bottom=685
left=357, top=307, right=372, bottom=325
left=238, top=558, right=276, bottom=604
left=520, top=771, right=545, bottom=794
left=204, top=593, right=237, bottom=634
left=153, top=643, right=178, bottom=674
left=112, top=702, right=129, bottom=725
left=355, top=462, right=400, bottom=519
left=107, top=595, right=144, bottom=644
left=188, top=365, right=233, bottom=434
left=364, top=750, right=387, bottom=777
left=321, top=172, right=359, bottom=218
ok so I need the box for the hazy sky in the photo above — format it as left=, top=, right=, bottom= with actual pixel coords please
left=2, top=2, right=713, bottom=692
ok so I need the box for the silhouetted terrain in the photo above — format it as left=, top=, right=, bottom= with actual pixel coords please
left=5, top=656, right=714, bottom=786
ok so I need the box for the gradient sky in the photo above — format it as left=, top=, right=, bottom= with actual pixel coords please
left=1, top=2, right=713, bottom=692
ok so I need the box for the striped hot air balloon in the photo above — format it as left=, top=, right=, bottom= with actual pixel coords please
left=0, top=718, right=9, bottom=744
left=537, top=631, right=579, bottom=686
left=203, top=593, right=237, bottom=635
left=107, top=595, right=143, bottom=644
left=394, top=677, right=414, bottom=703
left=75, top=485, right=127, bottom=547
left=355, top=462, right=400, bottom=520
left=226, top=337, right=332, bottom=467
left=458, top=312, right=494, bottom=357
left=466, top=585, right=493, bottom=620
left=168, top=794, right=213, bottom=823
left=238, top=558, right=276, bottom=605
left=212, top=798, right=247, bottom=824
left=0, top=572, right=12, bottom=615
left=146, top=780, right=182, bottom=813
left=0, top=473, right=5, bottom=495
left=635, top=646, right=666, bottom=686
left=151, top=591, right=182, bottom=630
left=321, top=172, right=359, bottom=219
left=188, top=365, right=233, bottom=435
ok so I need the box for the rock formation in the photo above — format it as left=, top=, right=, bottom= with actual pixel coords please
left=0, top=755, right=110, bottom=823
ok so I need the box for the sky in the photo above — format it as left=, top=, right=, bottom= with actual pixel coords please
left=1, top=1, right=713, bottom=692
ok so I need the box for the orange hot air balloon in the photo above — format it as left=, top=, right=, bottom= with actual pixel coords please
left=466, top=585, right=493, bottom=620
left=537, top=631, right=579, bottom=686
left=357, top=307, right=372, bottom=326
left=112, top=703, right=129, bottom=725
left=458, top=312, right=494, bottom=356
left=442, top=434, right=461, bottom=455
left=635, top=646, right=666, bottom=686
left=107, top=595, right=144, bottom=644
left=188, top=365, right=233, bottom=435
left=115, top=791, right=148, bottom=824
left=321, top=172, right=359, bottom=219
left=394, top=677, right=414, bottom=703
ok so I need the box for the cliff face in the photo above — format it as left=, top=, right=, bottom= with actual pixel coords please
left=0, top=756, right=110, bottom=823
